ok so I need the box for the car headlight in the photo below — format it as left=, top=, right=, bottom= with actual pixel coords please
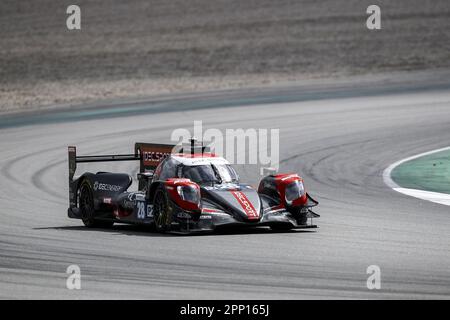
left=177, top=185, right=200, bottom=204
left=285, top=180, right=305, bottom=202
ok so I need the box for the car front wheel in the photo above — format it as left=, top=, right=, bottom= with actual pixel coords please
left=153, top=186, right=170, bottom=232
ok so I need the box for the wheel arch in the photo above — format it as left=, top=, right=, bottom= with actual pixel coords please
left=74, top=173, right=96, bottom=208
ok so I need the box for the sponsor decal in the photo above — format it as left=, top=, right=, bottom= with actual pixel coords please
left=120, top=193, right=135, bottom=209
left=122, top=200, right=134, bottom=209
left=230, top=191, right=259, bottom=219
left=93, top=181, right=121, bottom=192
left=147, top=205, right=153, bottom=218
left=177, top=212, right=192, bottom=218
left=142, top=150, right=171, bottom=167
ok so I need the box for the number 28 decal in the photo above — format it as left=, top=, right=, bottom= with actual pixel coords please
left=137, top=201, right=153, bottom=219
left=137, top=201, right=146, bottom=219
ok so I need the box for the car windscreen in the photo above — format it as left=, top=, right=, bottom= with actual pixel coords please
left=182, top=164, right=238, bottom=184
left=214, top=164, right=239, bottom=183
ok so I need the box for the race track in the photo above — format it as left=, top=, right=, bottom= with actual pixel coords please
left=1, top=73, right=450, bottom=299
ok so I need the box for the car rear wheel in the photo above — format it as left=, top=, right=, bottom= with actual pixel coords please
left=153, top=186, right=170, bottom=232
left=79, top=181, right=114, bottom=228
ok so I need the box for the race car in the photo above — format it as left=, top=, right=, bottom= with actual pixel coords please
left=67, top=140, right=319, bottom=234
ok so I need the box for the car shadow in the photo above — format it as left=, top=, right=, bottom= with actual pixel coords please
left=33, top=224, right=316, bottom=237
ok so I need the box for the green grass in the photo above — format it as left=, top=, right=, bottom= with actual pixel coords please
left=391, top=149, right=450, bottom=194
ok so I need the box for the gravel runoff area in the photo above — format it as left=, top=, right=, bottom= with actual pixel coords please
left=1, top=0, right=449, bottom=114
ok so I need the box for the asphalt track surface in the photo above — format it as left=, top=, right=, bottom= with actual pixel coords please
left=1, top=73, right=450, bottom=299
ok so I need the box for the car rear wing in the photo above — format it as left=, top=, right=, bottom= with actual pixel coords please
left=134, top=139, right=209, bottom=174
left=68, top=143, right=176, bottom=183
left=68, top=138, right=208, bottom=184
left=134, top=142, right=176, bottom=174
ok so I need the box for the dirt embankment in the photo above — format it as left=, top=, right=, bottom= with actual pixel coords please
left=1, top=0, right=449, bottom=114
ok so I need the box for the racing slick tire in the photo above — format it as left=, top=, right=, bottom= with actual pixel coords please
left=79, top=180, right=114, bottom=228
left=153, top=185, right=170, bottom=233
left=290, top=207, right=308, bottom=225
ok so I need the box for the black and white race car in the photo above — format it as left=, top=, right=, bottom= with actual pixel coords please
left=68, top=140, right=319, bottom=234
